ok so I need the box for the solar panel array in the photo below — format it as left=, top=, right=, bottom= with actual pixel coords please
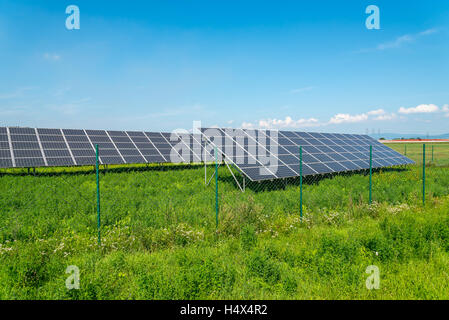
left=0, top=127, right=202, bottom=168
left=200, top=128, right=414, bottom=181
left=0, top=127, right=414, bottom=182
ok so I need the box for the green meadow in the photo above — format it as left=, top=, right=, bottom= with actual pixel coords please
left=1, top=143, right=449, bottom=299
left=387, top=142, right=449, bottom=166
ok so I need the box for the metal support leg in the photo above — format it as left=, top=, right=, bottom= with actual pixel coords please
left=206, top=163, right=221, bottom=186
left=224, top=158, right=244, bottom=192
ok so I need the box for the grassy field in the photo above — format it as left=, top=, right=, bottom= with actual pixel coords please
left=386, top=142, right=449, bottom=166
left=0, top=143, right=449, bottom=299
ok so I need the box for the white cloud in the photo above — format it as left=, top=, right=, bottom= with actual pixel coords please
left=139, top=104, right=205, bottom=118
left=48, top=97, right=91, bottom=116
left=43, top=53, right=61, bottom=61
left=242, top=108, right=397, bottom=129
left=329, top=113, right=368, bottom=124
left=377, top=35, right=414, bottom=50
left=290, top=86, right=315, bottom=94
left=373, top=113, right=397, bottom=121
left=419, top=28, right=438, bottom=36
left=53, top=86, right=71, bottom=97
left=398, top=104, right=439, bottom=114
left=443, top=104, right=449, bottom=117
left=0, top=87, right=36, bottom=99
left=243, top=117, right=320, bottom=129
left=259, top=117, right=320, bottom=129
left=0, top=106, right=29, bottom=116
left=357, top=28, right=439, bottom=52
left=241, top=122, right=255, bottom=129
left=330, top=109, right=396, bottom=124
left=367, top=109, right=386, bottom=116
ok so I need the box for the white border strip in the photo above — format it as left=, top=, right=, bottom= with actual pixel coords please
left=105, top=131, right=126, bottom=163
left=142, top=132, right=167, bottom=161
left=60, top=129, right=77, bottom=165
left=84, top=129, right=103, bottom=165
left=34, top=128, right=48, bottom=166
left=6, top=127, right=16, bottom=167
left=125, top=131, right=148, bottom=163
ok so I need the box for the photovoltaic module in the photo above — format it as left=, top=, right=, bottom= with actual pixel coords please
left=0, top=127, right=414, bottom=181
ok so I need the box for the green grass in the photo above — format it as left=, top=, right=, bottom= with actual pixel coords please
left=386, top=142, right=449, bottom=166
left=1, top=150, right=449, bottom=299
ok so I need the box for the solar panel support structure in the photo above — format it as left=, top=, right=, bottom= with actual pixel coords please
left=96, top=144, right=101, bottom=246
left=201, top=133, right=245, bottom=192
left=369, top=145, right=373, bottom=204
left=204, top=150, right=244, bottom=192
left=204, top=139, right=220, bottom=186
left=223, top=154, right=244, bottom=192
left=299, top=146, right=303, bottom=221
left=206, top=161, right=220, bottom=186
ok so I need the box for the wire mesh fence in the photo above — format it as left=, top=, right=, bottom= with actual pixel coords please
left=99, top=163, right=215, bottom=250
left=1, top=140, right=448, bottom=300
left=1, top=143, right=448, bottom=247
left=0, top=166, right=96, bottom=243
left=218, top=142, right=449, bottom=232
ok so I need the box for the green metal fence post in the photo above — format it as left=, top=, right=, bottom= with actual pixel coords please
left=369, top=145, right=373, bottom=204
left=299, top=146, right=303, bottom=221
left=423, top=144, right=426, bottom=206
left=95, top=144, right=101, bottom=246
left=214, top=147, right=218, bottom=228
left=404, top=144, right=407, bottom=156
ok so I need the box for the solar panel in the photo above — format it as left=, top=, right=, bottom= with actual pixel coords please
left=0, top=127, right=414, bottom=176
left=0, top=129, right=13, bottom=168
left=200, top=128, right=414, bottom=181
left=37, top=129, right=75, bottom=166
left=62, top=129, right=96, bottom=165
left=0, top=127, right=206, bottom=168
left=7, top=128, right=47, bottom=168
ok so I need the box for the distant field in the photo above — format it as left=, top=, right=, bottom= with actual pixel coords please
left=386, top=142, right=449, bottom=166
left=1, top=160, right=449, bottom=299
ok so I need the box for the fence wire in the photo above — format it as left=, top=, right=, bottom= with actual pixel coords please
left=0, top=143, right=448, bottom=247
left=100, top=163, right=214, bottom=251
left=0, top=141, right=448, bottom=299
left=0, top=166, right=95, bottom=243
left=218, top=143, right=449, bottom=232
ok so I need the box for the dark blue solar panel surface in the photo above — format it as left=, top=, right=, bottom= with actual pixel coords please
left=199, top=128, right=414, bottom=181
left=0, top=127, right=201, bottom=168
left=0, top=127, right=414, bottom=177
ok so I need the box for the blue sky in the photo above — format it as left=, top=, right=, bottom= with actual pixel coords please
left=0, top=0, right=448, bottom=134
